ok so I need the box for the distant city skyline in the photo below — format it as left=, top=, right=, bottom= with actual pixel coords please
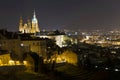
left=0, top=0, right=120, bottom=31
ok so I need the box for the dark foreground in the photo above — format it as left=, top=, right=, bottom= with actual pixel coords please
left=0, top=64, right=120, bottom=80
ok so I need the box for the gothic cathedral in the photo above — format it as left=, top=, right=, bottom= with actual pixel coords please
left=19, top=11, right=40, bottom=33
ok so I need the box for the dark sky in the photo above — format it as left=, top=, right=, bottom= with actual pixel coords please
left=0, top=0, right=120, bottom=31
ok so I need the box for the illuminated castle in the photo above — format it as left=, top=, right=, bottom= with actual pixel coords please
left=19, top=11, right=40, bottom=33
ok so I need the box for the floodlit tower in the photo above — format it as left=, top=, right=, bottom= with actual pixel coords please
left=31, top=11, right=40, bottom=33
left=27, top=18, right=31, bottom=33
left=19, top=16, right=23, bottom=33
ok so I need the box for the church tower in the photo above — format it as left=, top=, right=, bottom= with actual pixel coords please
left=19, top=16, right=23, bottom=33
left=31, top=11, right=40, bottom=33
left=19, top=11, right=40, bottom=34
left=27, top=18, right=31, bottom=33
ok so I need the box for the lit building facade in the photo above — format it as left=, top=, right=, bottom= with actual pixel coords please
left=0, top=30, right=27, bottom=56
left=19, top=11, right=40, bottom=33
left=51, top=50, right=78, bottom=65
left=39, top=34, right=72, bottom=47
left=0, top=30, right=28, bottom=66
left=0, top=53, right=11, bottom=66
left=21, top=39, right=47, bottom=58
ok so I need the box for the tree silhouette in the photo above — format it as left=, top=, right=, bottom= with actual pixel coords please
left=28, top=52, right=39, bottom=72
left=46, top=39, right=60, bottom=59
left=10, top=50, right=19, bottom=61
left=46, top=39, right=61, bottom=70
left=28, top=52, right=48, bottom=73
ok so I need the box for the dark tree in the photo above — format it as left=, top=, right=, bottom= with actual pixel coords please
left=28, top=52, right=48, bottom=73
left=46, top=39, right=61, bottom=70
left=46, top=39, right=60, bottom=59
left=29, top=52, right=39, bottom=72
left=10, top=50, right=19, bottom=61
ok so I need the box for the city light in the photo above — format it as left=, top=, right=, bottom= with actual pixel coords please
left=9, top=60, right=15, bottom=65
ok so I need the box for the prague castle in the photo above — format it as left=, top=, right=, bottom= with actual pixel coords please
left=18, top=11, right=72, bottom=47
left=19, top=11, right=40, bottom=33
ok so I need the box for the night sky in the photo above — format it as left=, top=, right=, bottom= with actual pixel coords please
left=0, top=0, right=120, bottom=31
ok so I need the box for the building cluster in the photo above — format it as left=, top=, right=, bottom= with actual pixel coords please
left=2, top=11, right=120, bottom=67
left=73, top=30, right=120, bottom=47
left=0, top=11, right=74, bottom=66
left=19, top=11, right=73, bottom=47
left=0, top=29, right=46, bottom=65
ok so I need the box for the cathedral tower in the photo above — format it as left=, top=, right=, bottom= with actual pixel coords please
left=19, top=11, right=40, bottom=34
left=31, top=11, right=40, bottom=33
left=27, top=18, right=31, bottom=33
left=19, top=16, right=23, bottom=33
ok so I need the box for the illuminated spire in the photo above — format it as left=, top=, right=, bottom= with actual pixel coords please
left=33, top=10, right=36, bottom=18
left=32, top=10, right=37, bottom=23
left=31, top=10, right=40, bottom=33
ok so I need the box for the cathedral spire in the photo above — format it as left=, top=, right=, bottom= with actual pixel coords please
left=33, top=10, right=36, bottom=18
left=32, top=10, right=37, bottom=23
left=32, top=10, right=40, bottom=33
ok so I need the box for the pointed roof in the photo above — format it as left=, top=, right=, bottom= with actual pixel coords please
left=33, top=10, right=36, bottom=18
left=32, top=10, right=37, bottom=23
left=20, top=16, right=23, bottom=22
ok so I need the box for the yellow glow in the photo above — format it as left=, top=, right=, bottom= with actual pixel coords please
left=9, top=60, right=15, bottom=65
left=0, top=59, right=2, bottom=65
left=23, top=61, right=27, bottom=65
left=16, top=61, right=20, bottom=65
